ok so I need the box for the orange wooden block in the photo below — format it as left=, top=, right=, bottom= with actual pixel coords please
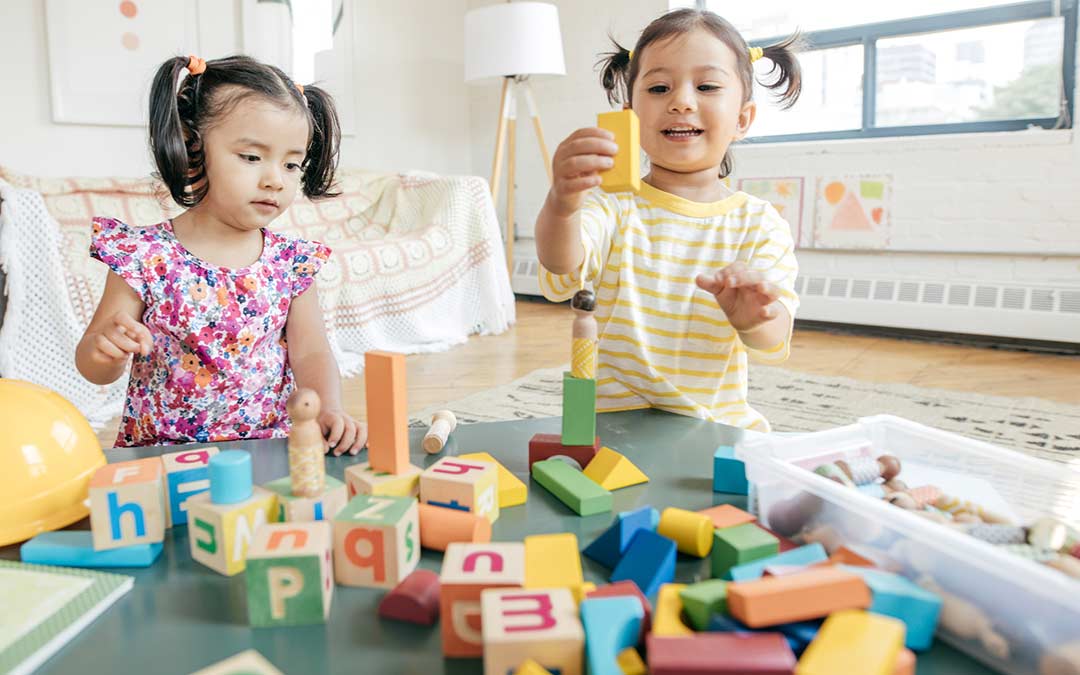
left=728, top=567, right=871, bottom=628
left=417, top=502, right=492, bottom=551
left=698, top=504, right=756, bottom=530
left=893, top=648, right=916, bottom=675
left=830, top=546, right=876, bottom=568
left=365, top=351, right=409, bottom=474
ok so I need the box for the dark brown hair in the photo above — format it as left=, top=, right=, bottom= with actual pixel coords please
left=598, top=8, right=802, bottom=177
left=149, top=54, right=340, bottom=207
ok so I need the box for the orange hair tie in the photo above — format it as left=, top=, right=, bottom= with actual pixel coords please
left=296, top=83, right=305, bottom=96
left=186, top=55, right=206, bottom=75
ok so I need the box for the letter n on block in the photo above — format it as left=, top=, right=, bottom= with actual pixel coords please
left=161, top=447, right=219, bottom=527
left=246, top=522, right=334, bottom=627
left=439, top=542, right=525, bottom=658
left=89, top=458, right=167, bottom=551
left=332, top=494, right=419, bottom=588
left=420, top=457, right=499, bottom=523
left=481, top=587, right=585, bottom=675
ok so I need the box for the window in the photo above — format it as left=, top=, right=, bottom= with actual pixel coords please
left=695, top=0, right=1076, bottom=141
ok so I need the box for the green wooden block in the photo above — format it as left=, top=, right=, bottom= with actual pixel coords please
left=562, top=372, right=597, bottom=446
left=531, top=458, right=612, bottom=516
left=710, top=523, right=778, bottom=579
left=679, top=580, right=729, bottom=630
left=246, top=522, right=333, bottom=627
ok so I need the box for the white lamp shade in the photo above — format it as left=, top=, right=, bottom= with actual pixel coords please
left=464, top=2, right=566, bottom=81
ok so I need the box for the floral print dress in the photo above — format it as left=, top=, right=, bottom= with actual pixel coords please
left=90, top=217, right=330, bottom=447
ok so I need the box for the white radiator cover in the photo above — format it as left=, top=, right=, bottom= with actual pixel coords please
left=511, top=244, right=1080, bottom=344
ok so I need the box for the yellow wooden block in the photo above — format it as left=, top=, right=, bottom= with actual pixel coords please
left=796, top=609, right=905, bottom=675
left=525, top=533, right=583, bottom=589
left=514, top=659, right=554, bottom=675
left=617, top=647, right=647, bottom=675
left=657, top=507, right=713, bottom=557
left=653, top=583, right=693, bottom=636
left=597, top=109, right=641, bottom=193
left=460, top=452, right=528, bottom=508
left=188, top=487, right=279, bottom=576
left=571, top=581, right=597, bottom=606
left=344, top=461, right=422, bottom=498
left=582, top=447, right=649, bottom=491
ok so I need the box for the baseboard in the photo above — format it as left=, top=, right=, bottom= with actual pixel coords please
left=795, top=320, right=1080, bottom=355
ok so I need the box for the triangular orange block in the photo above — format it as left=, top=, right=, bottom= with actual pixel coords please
left=583, top=447, right=649, bottom=490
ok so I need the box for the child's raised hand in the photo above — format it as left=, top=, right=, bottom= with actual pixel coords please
left=88, top=311, right=153, bottom=364
left=696, top=263, right=782, bottom=333
left=319, top=409, right=367, bottom=456
left=549, top=128, right=619, bottom=217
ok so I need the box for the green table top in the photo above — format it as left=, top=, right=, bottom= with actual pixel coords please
left=3, top=409, right=985, bottom=675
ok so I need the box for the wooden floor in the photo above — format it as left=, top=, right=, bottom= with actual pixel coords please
left=95, top=298, right=1080, bottom=447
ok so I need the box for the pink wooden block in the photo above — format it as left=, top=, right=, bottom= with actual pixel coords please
left=378, top=569, right=441, bottom=625
left=647, top=633, right=796, bottom=674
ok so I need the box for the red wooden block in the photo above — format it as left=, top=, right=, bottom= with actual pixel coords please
left=378, top=569, right=440, bottom=625
left=586, top=580, right=653, bottom=639
left=647, top=632, right=796, bottom=674
left=756, top=525, right=799, bottom=552
left=528, top=433, right=600, bottom=470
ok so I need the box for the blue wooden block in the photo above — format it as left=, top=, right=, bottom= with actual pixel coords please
left=583, top=505, right=658, bottom=569
left=581, top=596, right=644, bottom=675
left=20, top=531, right=163, bottom=568
left=776, top=620, right=822, bottom=655
left=210, top=450, right=253, bottom=504
left=841, top=565, right=942, bottom=651
left=727, top=543, right=828, bottom=581
left=706, top=612, right=811, bottom=654
left=713, top=445, right=748, bottom=494
left=610, top=529, right=676, bottom=598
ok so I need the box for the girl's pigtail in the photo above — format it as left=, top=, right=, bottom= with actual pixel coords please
left=758, top=33, right=804, bottom=110
left=149, top=56, right=204, bottom=206
left=597, top=39, right=634, bottom=107
left=299, top=84, right=341, bottom=199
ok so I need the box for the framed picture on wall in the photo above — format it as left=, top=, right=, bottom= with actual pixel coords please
left=45, top=0, right=200, bottom=126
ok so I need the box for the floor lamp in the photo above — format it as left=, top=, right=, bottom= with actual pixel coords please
left=465, top=2, right=566, bottom=275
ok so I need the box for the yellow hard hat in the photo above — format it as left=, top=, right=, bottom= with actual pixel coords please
left=0, top=379, right=106, bottom=546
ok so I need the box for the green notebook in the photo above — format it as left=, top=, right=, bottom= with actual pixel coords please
left=0, top=559, right=133, bottom=675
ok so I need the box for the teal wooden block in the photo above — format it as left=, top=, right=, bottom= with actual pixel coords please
left=840, top=565, right=942, bottom=650
left=583, top=505, right=658, bottom=569
left=727, top=543, right=828, bottom=581
left=532, top=458, right=613, bottom=516
left=679, top=580, right=728, bottom=630
left=711, top=523, right=778, bottom=579
left=562, top=372, right=597, bottom=446
left=581, top=596, right=644, bottom=675
left=713, top=445, right=748, bottom=494
left=20, top=531, right=163, bottom=568
left=610, top=530, right=676, bottom=597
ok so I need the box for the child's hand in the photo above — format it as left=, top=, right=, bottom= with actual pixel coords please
left=696, top=263, right=782, bottom=333
left=549, top=128, right=619, bottom=217
left=319, top=409, right=367, bottom=456
left=88, top=312, right=153, bottom=364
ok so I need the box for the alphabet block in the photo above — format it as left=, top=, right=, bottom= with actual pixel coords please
left=440, top=542, right=526, bottom=658
left=420, top=457, right=500, bottom=523
left=344, top=461, right=422, bottom=498
left=264, top=475, right=348, bottom=522
left=246, top=522, right=334, bottom=627
left=481, top=587, right=584, bottom=675
left=332, top=494, right=419, bottom=588
left=161, top=446, right=218, bottom=527
left=365, top=351, right=409, bottom=474
left=89, top=458, right=166, bottom=551
left=187, top=487, right=279, bottom=576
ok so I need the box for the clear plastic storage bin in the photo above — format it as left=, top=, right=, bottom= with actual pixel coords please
left=737, top=415, right=1080, bottom=675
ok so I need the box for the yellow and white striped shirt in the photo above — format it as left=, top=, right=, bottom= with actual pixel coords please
left=539, top=182, right=799, bottom=432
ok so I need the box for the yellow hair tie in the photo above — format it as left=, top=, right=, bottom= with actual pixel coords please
left=186, top=54, right=206, bottom=75
left=628, top=49, right=634, bottom=60
left=749, top=46, right=764, bottom=63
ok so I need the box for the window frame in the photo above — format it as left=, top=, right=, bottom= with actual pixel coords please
left=695, top=0, right=1078, bottom=142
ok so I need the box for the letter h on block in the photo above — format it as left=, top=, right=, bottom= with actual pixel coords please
left=332, top=494, right=419, bottom=589
left=439, top=542, right=526, bottom=658
left=89, top=458, right=167, bottom=551
left=420, top=457, right=499, bottom=523
left=246, top=522, right=334, bottom=627
left=481, top=587, right=585, bottom=675
left=161, top=447, right=219, bottom=527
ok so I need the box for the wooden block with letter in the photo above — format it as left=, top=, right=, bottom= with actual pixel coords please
left=264, top=475, right=348, bottom=522
left=187, top=487, right=279, bottom=576
left=344, top=461, right=422, bottom=498
left=246, top=522, right=334, bottom=626
left=795, top=610, right=906, bottom=675
left=420, top=456, right=500, bottom=523
left=482, top=587, right=585, bottom=675
left=728, top=567, right=872, bottom=628
left=161, top=446, right=218, bottom=527
left=365, top=351, right=409, bottom=474
left=89, top=458, right=167, bottom=551
left=597, top=109, right=641, bottom=193
left=332, top=494, right=419, bottom=588
left=440, top=541, right=526, bottom=658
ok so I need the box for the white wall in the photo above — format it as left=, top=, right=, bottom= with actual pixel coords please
left=0, top=0, right=472, bottom=179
